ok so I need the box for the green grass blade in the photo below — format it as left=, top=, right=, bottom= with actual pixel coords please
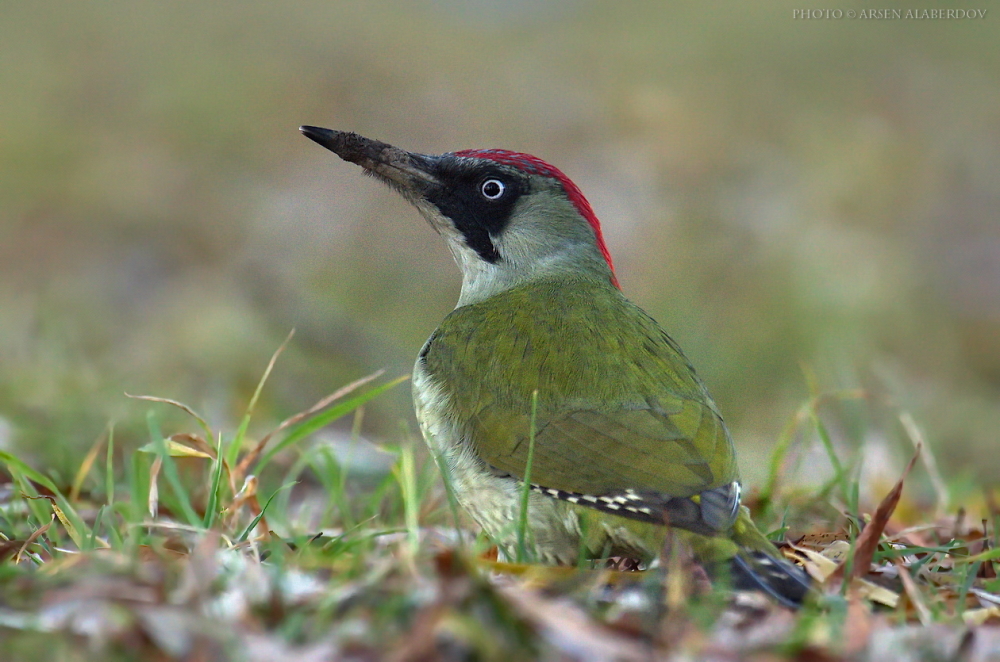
left=952, top=545, right=1000, bottom=565
left=237, top=482, right=296, bottom=542
left=129, top=450, right=150, bottom=520
left=275, top=447, right=323, bottom=532
left=396, top=443, right=419, bottom=555
left=105, top=424, right=115, bottom=507
left=202, top=433, right=226, bottom=528
left=0, top=451, right=89, bottom=547
left=759, top=402, right=808, bottom=513
left=226, top=330, right=294, bottom=468
left=253, top=375, right=408, bottom=475
left=0, top=450, right=64, bottom=496
left=810, top=409, right=849, bottom=505
left=85, top=505, right=106, bottom=552
left=516, top=390, right=539, bottom=563
left=9, top=471, right=51, bottom=537
left=873, top=542, right=962, bottom=562
left=958, top=559, right=981, bottom=616
left=147, top=411, right=201, bottom=527
left=310, top=445, right=351, bottom=529
left=107, top=502, right=130, bottom=548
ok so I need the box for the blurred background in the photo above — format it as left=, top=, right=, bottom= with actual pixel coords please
left=2, top=1, right=998, bottom=498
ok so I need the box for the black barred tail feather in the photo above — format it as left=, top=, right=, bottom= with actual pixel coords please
left=728, top=550, right=813, bottom=608
left=529, top=481, right=742, bottom=537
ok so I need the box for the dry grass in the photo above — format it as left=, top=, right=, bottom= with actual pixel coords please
left=1, top=343, right=999, bottom=662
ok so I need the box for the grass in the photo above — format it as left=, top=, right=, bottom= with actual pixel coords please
left=0, top=342, right=998, bottom=661
left=515, top=389, right=539, bottom=564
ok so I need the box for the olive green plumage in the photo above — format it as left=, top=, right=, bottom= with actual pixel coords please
left=422, top=275, right=735, bottom=506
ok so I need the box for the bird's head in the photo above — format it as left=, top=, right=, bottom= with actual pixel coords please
left=301, top=127, right=618, bottom=306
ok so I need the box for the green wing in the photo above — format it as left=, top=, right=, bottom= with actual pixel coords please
left=422, top=277, right=738, bottom=501
left=477, top=398, right=730, bottom=496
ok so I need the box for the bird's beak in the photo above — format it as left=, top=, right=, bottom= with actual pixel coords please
left=299, top=127, right=440, bottom=199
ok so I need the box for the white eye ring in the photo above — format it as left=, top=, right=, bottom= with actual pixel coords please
left=480, top=178, right=506, bottom=200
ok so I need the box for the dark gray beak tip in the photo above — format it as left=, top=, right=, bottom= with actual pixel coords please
left=299, top=126, right=439, bottom=189
left=299, top=125, right=339, bottom=149
left=298, top=126, right=393, bottom=166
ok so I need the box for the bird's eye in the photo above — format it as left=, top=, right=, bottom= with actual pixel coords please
left=480, top=178, right=506, bottom=200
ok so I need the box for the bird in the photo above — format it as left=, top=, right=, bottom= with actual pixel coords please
left=300, top=126, right=811, bottom=607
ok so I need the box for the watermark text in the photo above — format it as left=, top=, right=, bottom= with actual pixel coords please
left=793, top=8, right=987, bottom=19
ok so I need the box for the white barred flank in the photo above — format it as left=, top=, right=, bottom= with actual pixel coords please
left=531, top=485, right=655, bottom=516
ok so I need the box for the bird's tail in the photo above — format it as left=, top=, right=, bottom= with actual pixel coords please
left=728, top=549, right=812, bottom=608
left=725, top=506, right=812, bottom=607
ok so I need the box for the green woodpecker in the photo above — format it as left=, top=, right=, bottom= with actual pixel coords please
left=301, top=127, right=810, bottom=606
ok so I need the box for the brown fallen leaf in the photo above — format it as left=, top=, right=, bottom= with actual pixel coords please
left=829, top=445, right=920, bottom=587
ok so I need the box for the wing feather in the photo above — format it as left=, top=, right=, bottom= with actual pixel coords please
left=423, top=277, right=738, bottom=502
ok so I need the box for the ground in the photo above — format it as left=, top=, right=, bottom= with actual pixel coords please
left=1, top=348, right=999, bottom=662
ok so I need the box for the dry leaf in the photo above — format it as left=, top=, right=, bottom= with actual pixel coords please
left=829, top=445, right=920, bottom=586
